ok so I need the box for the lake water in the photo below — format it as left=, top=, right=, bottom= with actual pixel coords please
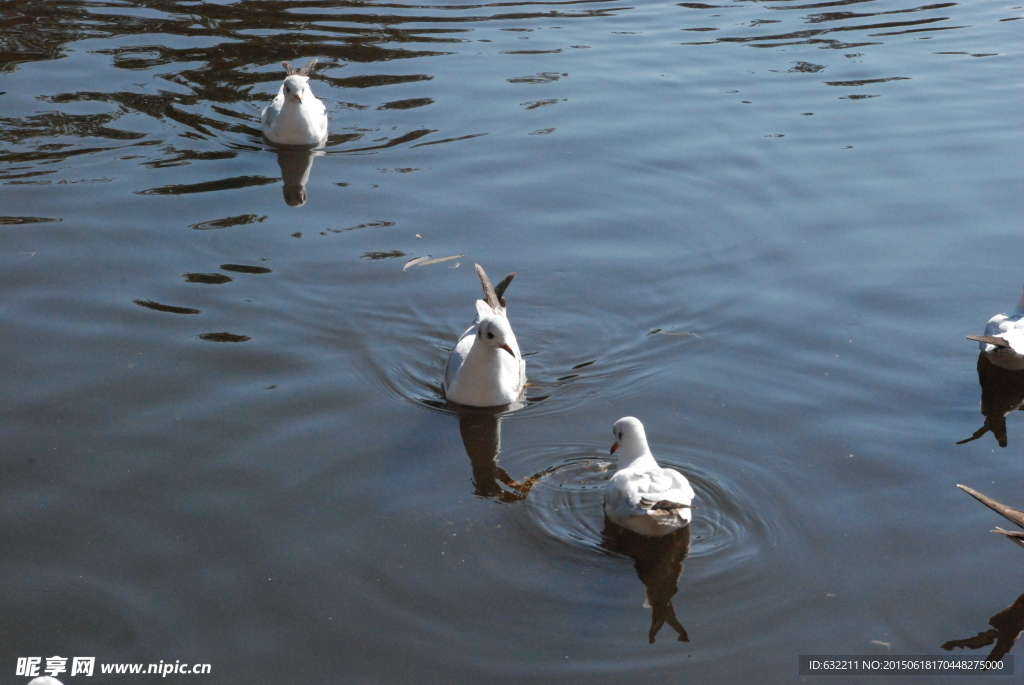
left=2, top=0, right=1023, bottom=682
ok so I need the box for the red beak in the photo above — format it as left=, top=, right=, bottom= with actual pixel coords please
left=610, top=442, right=619, bottom=454
left=500, top=343, right=515, bottom=358
left=294, top=93, right=302, bottom=103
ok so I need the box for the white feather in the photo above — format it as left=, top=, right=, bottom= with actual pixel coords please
left=261, top=68, right=328, bottom=146
left=978, top=285, right=1024, bottom=369
left=604, top=417, right=694, bottom=537
left=443, top=268, right=526, bottom=407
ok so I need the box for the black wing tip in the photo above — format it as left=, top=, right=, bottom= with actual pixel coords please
left=641, top=498, right=692, bottom=511
left=958, top=483, right=989, bottom=502
left=474, top=264, right=501, bottom=311
left=967, top=335, right=1012, bottom=348
left=282, top=59, right=318, bottom=76
left=494, top=272, right=515, bottom=298
left=958, top=485, right=1024, bottom=530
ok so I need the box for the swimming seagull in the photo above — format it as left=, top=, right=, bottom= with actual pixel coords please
left=261, top=60, right=328, bottom=147
left=957, top=484, right=1024, bottom=549
left=967, top=285, right=1024, bottom=369
left=604, top=417, right=695, bottom=537
left=442, top=264, right=525, bottom=408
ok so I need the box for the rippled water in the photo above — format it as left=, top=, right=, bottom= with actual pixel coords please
left=2, top=0, right=1022, bottom=682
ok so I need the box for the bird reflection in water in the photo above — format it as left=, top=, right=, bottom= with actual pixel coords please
left=944, top=486, right=1024, bottom=662
left=601, top=520, right=691, bottom=643
left=942, top=591, right=1024, bottom=664
left=454, top=405, right=537, bottom=503
left=274, top=146, right=323, bottom=207
left=957, top=353, right=1024, bottom=448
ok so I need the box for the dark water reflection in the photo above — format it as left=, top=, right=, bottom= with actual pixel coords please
left=275, top=147, right=321, bottom=206
left=2, top=0, right=1023, bottom=681
left=456, top=406, right=539, bottom=502
left=943, top=590, right=1024, bottom=664
left=945, top=487, right=1024, bottom=662
left=958, top=353, right=1024, bottom=448
left=601, top=522, right=692, bottom=644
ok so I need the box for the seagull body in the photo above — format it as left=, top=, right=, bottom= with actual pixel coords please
left=967, top=286, right=1024, bottom=370
left=604, top=417, right=694, bottom=538
left=261, top=60, right=328, bottom=147
left=443, top=265, right=525, bottom=408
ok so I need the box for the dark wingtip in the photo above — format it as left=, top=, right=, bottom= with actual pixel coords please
left=968, top=335, right=1012, bottom=348
left=958, top=485, right=1024, bottom=530
left=474, top=264, right=501, bottom=311
left=494, top=272, right=515, bottom=300
left=642, top=498, right=691, bottom=512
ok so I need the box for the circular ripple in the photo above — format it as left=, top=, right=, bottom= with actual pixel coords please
left=522, top=455, right=616, bottom=555
left=515, top=444, right=782, bottom=583
left=361, top=296, right=702, bottom=421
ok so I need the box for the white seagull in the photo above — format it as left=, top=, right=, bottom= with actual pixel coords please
left=261, top=60, right=328, bottom=146
left=968, top=285, right=1024, bottom=370
left=604, top=417, right=695, bottom=537
left=443, top=264, right=525, bottom=408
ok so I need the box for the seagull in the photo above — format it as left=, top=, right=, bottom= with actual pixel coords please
left=261, top=60, right=328, bottom=147
left=28, top=678, right=64, bottom=685
left=957, top=484, right=1024, bottom=548
left=967, top=285, right=1024, bottom=369
left=442, top=264, right=525, bottom=408
left=604, top=417, right=695, bottom=537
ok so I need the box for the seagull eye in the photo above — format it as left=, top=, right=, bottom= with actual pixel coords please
left=618, top=431, right=623, bottom=439
left=487, top=332, right=494, bottom=339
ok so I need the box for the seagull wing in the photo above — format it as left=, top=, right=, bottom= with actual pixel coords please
left=958, top=484, right=1024, bottom=530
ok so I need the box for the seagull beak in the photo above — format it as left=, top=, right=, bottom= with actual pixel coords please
left=610, top=442, right=619, bottom=454
left=294, top=92, right=302, bottom=103
left=500, top=343, right=515, bottom=358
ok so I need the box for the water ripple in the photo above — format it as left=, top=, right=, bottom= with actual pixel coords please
left=516, top=444, right=782, bottom=584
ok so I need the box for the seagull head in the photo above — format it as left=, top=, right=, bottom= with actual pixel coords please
left=610, top=416, right=650, bottom=459
left=282, top=75, right=310, bottom=104
left=477, top=317, right=516, bottom=358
